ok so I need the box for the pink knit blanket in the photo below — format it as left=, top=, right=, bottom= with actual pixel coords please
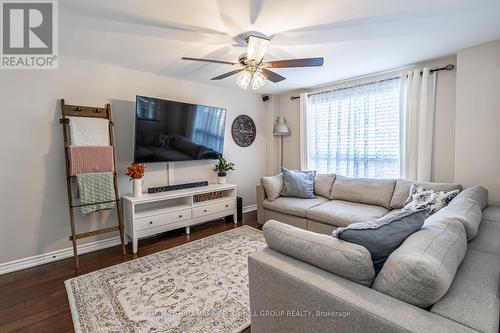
left=68, top=146, right=115, bottom=176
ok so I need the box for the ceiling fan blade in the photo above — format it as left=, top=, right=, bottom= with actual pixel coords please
left=247, top=35, right=270, bottom=62
left=182, top=57, right=238, bottom=65
left=62, top=2, right=229, bottom=36
left=262, top=69, right=286, bottom=83
left=265, top=57, right=324, bottom=68
left=211, top=69, right=243, bottom=80
left=250, top=0, right=264, bottom=24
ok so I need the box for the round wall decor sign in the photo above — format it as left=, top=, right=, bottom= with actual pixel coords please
left=231, top=115, right=256, bottom=147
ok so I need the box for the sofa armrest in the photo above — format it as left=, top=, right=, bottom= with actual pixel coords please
left=248, top=248, right=478, bottom=333
left=256, top=184, right=267, bottom=224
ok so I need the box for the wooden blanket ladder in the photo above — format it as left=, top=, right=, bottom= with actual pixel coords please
left=59, top=99, right=126, bottom=270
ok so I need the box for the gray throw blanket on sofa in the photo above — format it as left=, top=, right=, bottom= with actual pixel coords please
left=76, top=172, right=116, bottom=216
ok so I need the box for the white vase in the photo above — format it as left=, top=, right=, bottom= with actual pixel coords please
left=132, top=179, right=142, bottom=197
left=218, top=176, right=226, bottom=184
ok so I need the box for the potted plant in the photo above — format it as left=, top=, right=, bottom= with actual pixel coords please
left=214, top=155, right=234, bottom=184
left=126, top=163, right=146, bottom=197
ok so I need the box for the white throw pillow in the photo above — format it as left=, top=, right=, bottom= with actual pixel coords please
left=402, top=184, right=460, bottom=217
left=260, top=174, right=283, bottom=201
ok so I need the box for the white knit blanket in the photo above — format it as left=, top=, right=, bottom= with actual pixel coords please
left=68, top=116, right=110, bottom=146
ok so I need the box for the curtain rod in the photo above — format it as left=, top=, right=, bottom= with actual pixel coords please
left=306, top=76, right=401, bottom=98
left=290, top=64, right=455, bottom=100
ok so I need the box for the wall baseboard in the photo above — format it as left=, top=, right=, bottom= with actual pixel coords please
left=0, top=236, right=122, bottom=275
left=0, top=205, right=258, bottom=275
left=243, top=204, right=257, bottom=213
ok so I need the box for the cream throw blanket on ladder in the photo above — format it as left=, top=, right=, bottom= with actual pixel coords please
left=68, top=116, right=110, bottom=146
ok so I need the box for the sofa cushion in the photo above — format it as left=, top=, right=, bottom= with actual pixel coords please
left=402, top=184, right=460, bottom=217
left=260, top=174, right=283, bottom=202
left=390, top=179, right=462, bottom=209
left=306, top=200, right=389, bottom=227
left=314, top=173, right=336, bottom=199
left=373, top=215, right=467, bottom=308
left=281, top=168, right=316, bottom=199
left=333, top=209, right=426, bottom=273
left=307, top=220, right=337, bottom=235
left=483, top=204, right=500, bottom=222
left=264, top=210, right=308, bottom=230
left=263, top=196, right=328, bottom=218
left=263, top=220, right=375, bottom=286
left=432, top=197, right=482, bottom=241
left=430, top=249, right=500, bottom=333
left=468, top=220, right=500, bottom=256
left=454, top=186, right=488, bottom=210
left=331, top=176, right=396, bottom=209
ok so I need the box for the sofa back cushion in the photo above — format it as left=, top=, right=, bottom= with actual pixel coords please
left=263, top=220, right=375, bottom=286
left=454, top=185, right=488, bottom=210
left=314, top=173, right=336, bottom=199
left=372, top=215, right=467, bottom=308
left=260, top=174, right=283, bottom=202
left=390, top=180, right=462, bottom=209
left=331, top=176, right=396, bottom=209
left=432, top=196, right=483, bottom=241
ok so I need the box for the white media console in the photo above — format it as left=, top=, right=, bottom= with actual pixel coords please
left=122, top=183, right=237, bottom=253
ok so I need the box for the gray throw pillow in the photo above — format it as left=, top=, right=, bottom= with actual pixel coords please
left=280, top=168, right=316, bottom=199
left=333, top=209, right=426, bottom=272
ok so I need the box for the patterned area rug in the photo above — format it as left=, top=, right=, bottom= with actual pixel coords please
left=65, top=226, right=266, bottom=333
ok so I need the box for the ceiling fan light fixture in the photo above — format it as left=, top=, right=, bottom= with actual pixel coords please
left=236, top=70, right=252, bottom=89
left=251, top=69, right=266, bottom=90
left=182, top=33, right=324, bottom=89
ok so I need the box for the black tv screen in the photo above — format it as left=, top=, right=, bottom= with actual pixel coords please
left=134, top=96, right=226, bottom=163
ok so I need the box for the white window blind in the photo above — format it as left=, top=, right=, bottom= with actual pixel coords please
left=306, top=78, right=401, bottom=178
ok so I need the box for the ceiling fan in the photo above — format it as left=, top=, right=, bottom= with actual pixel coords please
left=182, top=35, right=324, bottom=90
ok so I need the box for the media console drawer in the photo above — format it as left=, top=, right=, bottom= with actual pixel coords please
left=193, top=200, right=235, bottom=217
left=135, top=208, right=192, bottom=230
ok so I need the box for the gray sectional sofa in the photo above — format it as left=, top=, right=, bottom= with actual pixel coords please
left=257, top=175, right=464, bottom=232
left=250, top=174, right=500, bottom=333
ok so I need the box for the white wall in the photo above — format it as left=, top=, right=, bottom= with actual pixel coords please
left=270, top=56, right=458, bottom=183
left=0, top=57, right=267, bottom=264
left=264, top=96, right=281, bottom=175
left=455, top=40, right=500, bottom=202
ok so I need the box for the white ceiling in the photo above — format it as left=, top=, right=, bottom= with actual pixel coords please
left=60, top=0, right=500, bottom=94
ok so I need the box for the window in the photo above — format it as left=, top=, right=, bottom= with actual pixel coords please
left=305, top=78, right=401, bottom=178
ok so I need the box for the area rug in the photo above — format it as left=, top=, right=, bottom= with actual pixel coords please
left=65, top=226, right=266, bottom=333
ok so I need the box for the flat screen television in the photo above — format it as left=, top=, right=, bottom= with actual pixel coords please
left=134, top=96, right=226, bottom=163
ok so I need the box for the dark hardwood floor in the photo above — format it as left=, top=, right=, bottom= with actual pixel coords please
left=0, top=211, right=260, bottom=333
